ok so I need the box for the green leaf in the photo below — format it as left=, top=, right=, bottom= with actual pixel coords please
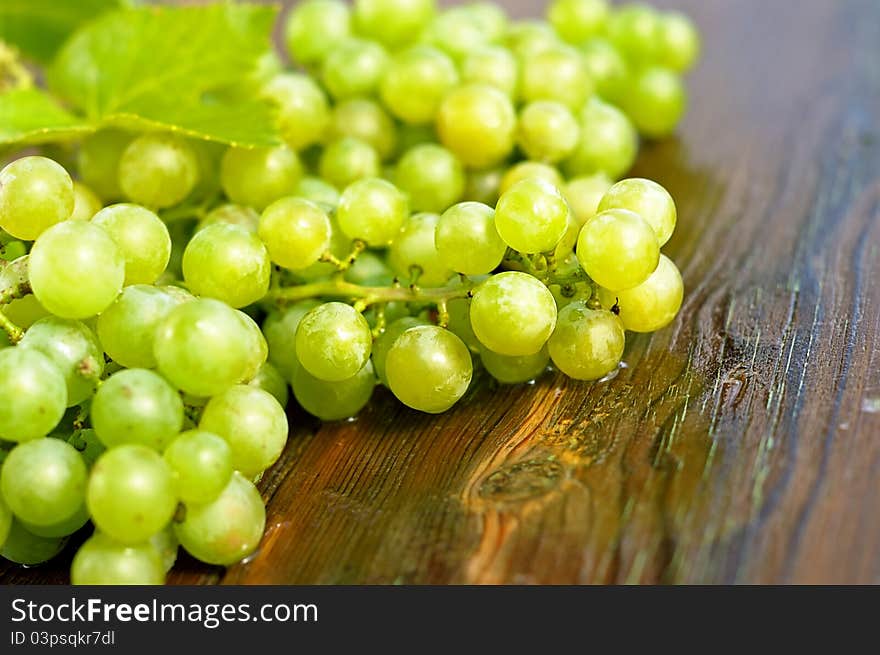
left=0, top=0, right=124, bottom=64
left=0, top=88, right=92, bottom=145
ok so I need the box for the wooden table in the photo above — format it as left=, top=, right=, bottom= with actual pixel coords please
left=3, top=0, right=879, bottom=585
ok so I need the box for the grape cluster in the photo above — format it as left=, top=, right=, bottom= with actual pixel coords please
left=0, top=0, right=697, bottom=583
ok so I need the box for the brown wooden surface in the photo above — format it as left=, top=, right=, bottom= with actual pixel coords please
left=4, top=0, right=880, bottom=585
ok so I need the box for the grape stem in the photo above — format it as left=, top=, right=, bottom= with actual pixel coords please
left=0, top=256, right=30, bottom=343
left=266, top=277, right=475, bottom=308
left=0, top=309, right=23, bottom=344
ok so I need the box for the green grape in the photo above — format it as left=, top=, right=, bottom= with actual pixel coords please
left=319, top=137, right=382, bottom=190
left=564, top=174, right=614, bottom=226
left=598, top=178, right=677, bottom=246
left=118, top=134, right=199, bottom=209
left=174, top=471, right=264, bottom=566
left=480, top=346, right=549, bottom=384
left=294, top=177, right=341, bottom=207
left=67, top=429, right=106, bottom=468
left=28, top=220, right=124, bottom=319
left=337, top=178, right=408, bottom=247
left=0, top=348, right=67, bottom=442
left=71, top=532, right=164, bottom=585
left=328, top=98, right=397, bottom=161
left=379, top=46, right=459, bottom=125
left=97, top=285, right=181, bottom=369
left=371, top=317, right=428, bottom=386
left=466, top=2, right=508, bottom=41
left=354, top=0, right=435, bottom=48
left=470, top=272, right=557, bottom=356
left=0, top=237, right=26, bottom=263
left=607, top=3, right=661, bottom=65
left=517, top=101, right=580, bottom=163
left=234, top=311, right=268, bottom=384
left=548, top=0, right=609, bottom=44
left=396, top=123, right=437, bottom=154
left=436, top=84, right=516, bottom=169
left=164, top=430, right=233, bottom=504
left=322, top=38, right=389, bottom=100
left=461, top=46, right=518, bottom=97
left=0, top=495, right=11, bottom=547
left=187, top=140, right=225, bottom=203
left=247, top=362, right=289, bottom=407
left=293, top=360, right=376, bottom=420
left=90, top=369, right=184, bottom=451
left=425, top=6, right=493, bottom=61
left=386, top=326, right=472, bottom=413
left=91, top=204, right=171, bottom=285
left=262, top=300, right=322, bottom=382
left=395, top=144, right=464, bottom=213
left=463, top=167, right=503, bottom=206
left=435, top=202, right=506, bottom=275
left=262, top=73, right=330, bottom=151
left=345, top=251, right=395, bottom=286
left=520, top=45, right=592, bottom=110
left=576, top=208, right=659, bottom=291
left=2, top=293, right=49, bottom=330
left=494, top=178, right=570, bottom=254
left=624, top=67, right=687, bottom=139
left=554, top=209, right=582, bottom=260
left=446, top=296, right=481, bottom=352
left=220, top=145, right=302, bottom=211
left=21, top=503, right=89, bottom=538
left=1, top=519, right=67, bottom=565
left=599, top=254, right=683, bottom=332
left=149, top=525, right=179, bottom=572
left=259, top=197, right=331, bottom=270
left=182, top=223, right=271, bottom=308
left=499, top=161, right=564, bottom=195
left=18, top=317, right=103, bottom=406
left=563, top=97, right=638, bottom=179
left=70, top=181, right=102, bottom=221
left=504, top=20, right=561, bottom=60
left=295, top=302, right=372, bottom=382
left=284, top=0, right=352, bottom=66
left=581, top=38, right=630, bottom=102
left=87, top=445, right=177, bottom=544
left=1, top=439, right=87, bottom=526
left=548, top=302, right=625, bottom=380
left=196, top=203, right=260, bottom=234
left=0, top=156, right=74, bottom=240
left=154, top=298, right=255, bottom=397
left=658, top=12, right=701, bottom=73
left=388, top=212, right=453, bottom=286
left=77, top=129, right=132, bottom=201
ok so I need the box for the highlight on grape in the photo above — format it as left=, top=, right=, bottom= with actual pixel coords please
left=0, top=0, right=698, bottom=584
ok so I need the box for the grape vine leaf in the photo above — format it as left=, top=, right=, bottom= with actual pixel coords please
left=0, top=88, right=91, bottom=146
left=0, top=0, right=125, bottom=64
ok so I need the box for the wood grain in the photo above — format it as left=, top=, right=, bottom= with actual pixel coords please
left=3, top=0, right=879, bottom=585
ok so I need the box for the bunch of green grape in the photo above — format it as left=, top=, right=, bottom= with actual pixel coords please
left=0, top=0, right=697, bottom=584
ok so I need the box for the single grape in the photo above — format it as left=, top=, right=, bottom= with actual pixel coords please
left=77, top=129, right=132, bottom=201
left=624, top=67, right=687, bottom=138
left=0, top=156, right=74, bottom=240
left=520, top=45, right=592, bottom=110
left=548, top=0, right=609, bottom=44
left=386, top=326, right=472, bottom=413
left=1, top=438, right=87, bottom=527
left=354, top=0, right=435, bottom=47
left=576, top=208, right=659, bottom=291
left=564, top=174, right=614, bottom=226
left=435, top=202, right=506, bottom=275
left=262, top=300, right=322, bottom=382
left=470, top=272, right=557, bottom=356
left=71, top=532, right=164, bottom=585
left=150, top=525, right=179, bottom=573
left=21, top=503, right=89, bottom=538
left=294, top=177, right=341, bottom=208
left=0, top=348, right=67, bottom=442
left=18, top=316, right=103, bottom=406
left=284, top=0, right=352, bottom=66
left=460, top=46, right=518, bottom=98
left=337, top=178, right=408, bottom=247
left=395, top=144, right=464, bottom=213
left=174, top=472, right=265, bottom=566
left=164, top=430, right=233, bottom=504
left=220, top=145, right=302, bottom=211
left=658, top=12, right=701, bottom=73
left=295, top=302, right=372, bottom=382
left=247, top=362, right=290, bottom=407
left=197, top=204, right=260, bottom=234
left=1, top=519, right=68, bottom=565
left=262, top=73, right=330, bottom=151
left=446, top=296, right=482, bottom=352
left=259, top=197, right=331, bottom=270
left=87, top=445, right=177, bottom=544
left=581, top=38, right=630, bottom=102
left=548, top=302, right=625, bottom=380
left=182, top=223, right=271, bottom=308
left=90, top=369, right=184, bottom=451
left=563, top=97, right=638, bottom=180
left=517, top=101, right=580, bottom=163
left=322, top=38, right=389, bottom=100
left=28, top=220, right=124, bottom=319
left=154, top=298, right=255, bottom=397
left=388, top=212, right=454, bottom=286
left=70, top=181, right=102, bottom=221
left=463, top=167, right=503, bottom=206
left=498, top=161, right=564, bottom=196
left=436, top=84, right=516, bottom=169
left=425, top=6, right=493, bottom=61
left=319, top=137, right=381, bottom=190
left=480, top=346, right=549, bottom=384
left=118, top=134, right=199, bottom=209
left=97, top=285, right=181, bottom=369
left=379, top=45, right=459, bottom=125
left=371, top=317, right=428, bottom=386
left=598, top=178, right=677, bottom=246
left=504, top=20, right=561, bottom=60
left=293, top=360, right=376, bottom=420
left=599, top=254, right=683, bottom=332
left=607, top=3, right=661, bottom=65
left=328, top=98, right=397, bottom=161
left=494, top=178, right=570, bottom=254
left=465, top=2, right=508, bottom=41
left=91, top=203, right=171, bottom=285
